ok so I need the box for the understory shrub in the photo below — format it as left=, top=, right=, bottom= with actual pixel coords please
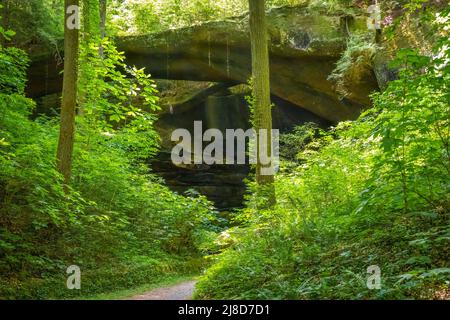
left=195, top=11, right=450, bottom=299
left=0, top=23, right=219, bottom=299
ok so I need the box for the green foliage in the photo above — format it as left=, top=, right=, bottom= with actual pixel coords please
left=0, top=86, right=216, bottom=299
left=109, top=0, right=235, bottom=34
left=0, top=5, right=15, bottom=41
left=111, top=0, right=358, bottom=35
left=195, top=9, right=450, bottom=300
left=1, top=0, right=449, bottom=301
left=0, top=254, right=202, bottom=299
left=0, top=45, right=29, bottom=95
left=308, top=0, right=355, bottom=13
left=0, top=0, right=64, bottom=47
left=328, top=34, right=378, bottom=96
left=82, top=0, right=101, bottom=37
left=279, top=122, right=320, bottom=163
left=0, top=8, right=29, bottom=95
left=111, top=0, right=393, bottom=36
left=0, top=18, right=218, bottom=299
left=78, top=37, right=160, bottom=137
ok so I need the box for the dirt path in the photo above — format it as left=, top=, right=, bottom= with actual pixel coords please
left=128, top=280, right=197, bottom=300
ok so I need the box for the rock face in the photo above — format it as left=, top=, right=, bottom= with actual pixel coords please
left=116, top=5, right=379, bottom=122
left=155, top=81, right=330, bottom=147
left=150, top=151, right=250, bottom=210
left=152, top=82, right=329, bottom=210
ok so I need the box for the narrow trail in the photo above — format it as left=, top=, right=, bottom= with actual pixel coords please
left=128, top=280, right=197, bottom=300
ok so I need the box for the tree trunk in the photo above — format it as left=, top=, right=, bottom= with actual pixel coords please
left=248, top=0, right=275, bottom=205
left=56, top=0, right=80, bottom=188
left=82, top=0, right=99, bottom=36
left=99, top=0, right=106, bottom=57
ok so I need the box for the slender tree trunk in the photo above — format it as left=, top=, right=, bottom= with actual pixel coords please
left=248, top=0, right=275, bottom=205
left=99, top=0, right=106, bottom=57
left=57, top=0, right=80, bottom=188
left=82, top=0, right=99, bottom=36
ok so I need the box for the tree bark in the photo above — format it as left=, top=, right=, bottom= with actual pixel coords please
left=82, top=0, right=99, bottom=36
left=99, top=0, right=106, bottom=38
left=57, top=0, right=80, bottom=188
left=248, top=0, right=275, bottom=204
left=98, top=0, right=106, bottom=56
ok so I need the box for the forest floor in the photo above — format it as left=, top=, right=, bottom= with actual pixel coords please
left=127, top=280, right=197, bottom=300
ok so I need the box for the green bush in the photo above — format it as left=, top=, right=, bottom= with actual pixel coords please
left=0, top=24, right=218, bottom=299
left=195, top=11, right=450, bottom=299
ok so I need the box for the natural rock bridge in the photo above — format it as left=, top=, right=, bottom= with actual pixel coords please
left=26, top=5, right=384, bottom=210
left=28, top=5, right=380, bottom=123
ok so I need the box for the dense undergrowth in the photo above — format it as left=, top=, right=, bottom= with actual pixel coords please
left=1, top=0, right=449, bottom=301
left=0, top=19, right=219, bottom=299
left=195, top=8, right=450, bottom=300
